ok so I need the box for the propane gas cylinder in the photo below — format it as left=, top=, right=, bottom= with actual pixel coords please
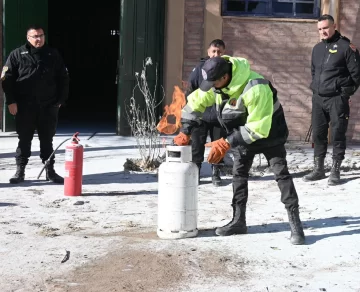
left=157, top=145, right=198, bottom=239
left=64, top=132, right=83, bottom=196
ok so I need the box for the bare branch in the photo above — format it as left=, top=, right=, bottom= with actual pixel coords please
left=125, top=57, right=165, bottom=170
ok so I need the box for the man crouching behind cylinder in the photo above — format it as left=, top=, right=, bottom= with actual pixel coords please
left=173, top=56, right=305, bottom=245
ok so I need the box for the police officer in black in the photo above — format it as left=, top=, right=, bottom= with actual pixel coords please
left=186, top=39, right=227, bottom=186
left=304, top=14, right=360, bottom=185
left=1, top=24, right=69, bottom=184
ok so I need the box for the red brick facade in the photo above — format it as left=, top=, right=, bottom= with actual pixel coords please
left=183, top=1, right=205, bottom=82
left=339, top=0, right=360, bottom=141
left=182, top=0, right=360, bottom=142
left=0, top=0, right=3, bottom=126
left=222, top=20, right=316, bottom=141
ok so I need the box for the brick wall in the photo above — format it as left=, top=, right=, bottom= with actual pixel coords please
left=182, top=0, right=205, bottom=82
left=339, top=0, right=360, bottom=141
left=222, top=19, right=317, bottom=141
left=182, top=0, right=360, bottom=143
left=0, top=0, right=3, bottom=131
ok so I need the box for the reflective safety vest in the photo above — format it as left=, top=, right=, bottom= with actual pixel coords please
left=219, top=78, right=281, bottom=135
left=181, top=56, right=289, bottom=150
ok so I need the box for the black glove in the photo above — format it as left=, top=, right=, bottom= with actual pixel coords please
left=341, top=86, right=357, bottom=97
left=239, top=145, right=247, bottom=156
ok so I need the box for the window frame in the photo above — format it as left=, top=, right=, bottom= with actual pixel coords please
left=221, top=0, right=321, bottom=19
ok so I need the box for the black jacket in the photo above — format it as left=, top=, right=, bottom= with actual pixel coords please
left=310, top=31, right=360, bottom=97
left=186, top=57, right=219, bottom=124
left=1, top=43, right=69, bottom=106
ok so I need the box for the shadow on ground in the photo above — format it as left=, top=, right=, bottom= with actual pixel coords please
left=0, top=180, right=51, bottom=189
left=83, top=171, right=158, bottom=185
left=81, top=190, right=157, bottom=196
left=0, top=202, right=18, bottom=207
left=195, top=216, right=360, bottom=245
left=0, top=145, right=140, bottom=159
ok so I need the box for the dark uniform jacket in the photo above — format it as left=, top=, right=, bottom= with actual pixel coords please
left=310, top=31, right=360, bottom=97
left=186, top=57, right=219, bottom=124
left=1, top=42, right=69, bottom=106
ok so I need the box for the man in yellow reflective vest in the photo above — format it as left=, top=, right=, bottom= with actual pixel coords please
left=174, top=56, right=305, bottom=245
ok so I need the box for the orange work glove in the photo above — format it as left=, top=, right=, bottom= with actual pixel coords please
left=174, top=132, right=191, bottom=146
left=205, top=138, right=231, bottom=164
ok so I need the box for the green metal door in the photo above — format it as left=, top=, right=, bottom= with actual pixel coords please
left=117, top=0, right=165, bottom=135
left=2, top=0, right=48, bottom=131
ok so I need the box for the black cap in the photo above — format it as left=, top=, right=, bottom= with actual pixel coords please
left=200, top=57, right=230, bottom=92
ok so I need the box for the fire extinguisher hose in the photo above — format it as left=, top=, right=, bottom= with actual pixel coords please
left=37, top=137, right=72, bottom=179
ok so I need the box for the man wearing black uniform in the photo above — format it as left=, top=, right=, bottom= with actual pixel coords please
left=186, top=39, right=227, bottom=186
left=1, top=24, right=69, bottom=184
left=304, top=14, right=360, bottom=185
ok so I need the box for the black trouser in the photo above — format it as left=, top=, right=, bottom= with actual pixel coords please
left=312, top=94, right=350, bottom=160
left=15, top=103, right=59, bottom=166
left=232, top=144, right=299, bottom=210
left=191, top=121, right=227, bottom=164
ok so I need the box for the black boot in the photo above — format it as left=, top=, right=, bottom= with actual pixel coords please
left=328, top=159, right=342, bottom=186
left=215, top=204, right=247, bottom=236
left=212, top=165, right=222, bottom=186
left=9, top=165, right=26, bottom=184
left=287, top=207, right=305, bottom=245
left=45, top=162, right=64, bottom=184
left=303, top=156, right=326, bottom=182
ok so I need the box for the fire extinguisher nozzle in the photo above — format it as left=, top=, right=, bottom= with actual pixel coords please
left=71, top=132, right=80, bottom=143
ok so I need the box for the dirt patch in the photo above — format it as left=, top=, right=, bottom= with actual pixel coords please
left=82, top=230, right=158, bottom=240
left=46, top=248, right=184, bottom=292
left=37, top=226, right=61, bottom=237
left=123, top=158, right=163, bottom=172
left=27, top=188, right=45, bottom=196
left=41, top=198, right=69, bottom=208
left=119, top=230, right=159, bottom=240
left=44, top=238, right=250, bottom=292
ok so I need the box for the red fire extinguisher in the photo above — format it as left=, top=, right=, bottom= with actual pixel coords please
left=64, top=132, right=84, bottom=196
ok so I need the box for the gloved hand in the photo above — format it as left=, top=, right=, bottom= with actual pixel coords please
left=205, top=138, right=231, bottom=164
left=174, top=132, right=191, bottom=146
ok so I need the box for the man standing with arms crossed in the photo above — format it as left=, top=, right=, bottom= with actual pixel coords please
left=1, top=24, right=69, bottom=184
left=303, top=14, right=360, bottom=185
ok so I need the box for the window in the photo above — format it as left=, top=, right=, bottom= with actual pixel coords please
left=222, top=0, right=320, bottom=19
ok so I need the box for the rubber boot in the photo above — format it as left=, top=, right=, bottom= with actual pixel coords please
left=303, top=156, right=326, bottom=182
left=211, top=164, right=222, bottom=187
left=9, top=165, right=26, bottom=184
left=215, top=204, right=247, bottom=236
left=45, top=161, right=64, bottom=184
left=328, top=159, right=342, bottom=186
left=287, top=207, right=305, bottom=245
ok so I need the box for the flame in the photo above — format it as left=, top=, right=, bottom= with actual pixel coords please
left=157, top=86, right=186, bottom=134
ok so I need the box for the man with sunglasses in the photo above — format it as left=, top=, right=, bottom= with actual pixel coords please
left=174, top=56, right=305, bottom=245
left=1, top=24, right=69, bottom=184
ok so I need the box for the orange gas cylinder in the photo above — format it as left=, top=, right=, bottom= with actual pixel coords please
left=64, top=132, right=83, bottom=196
